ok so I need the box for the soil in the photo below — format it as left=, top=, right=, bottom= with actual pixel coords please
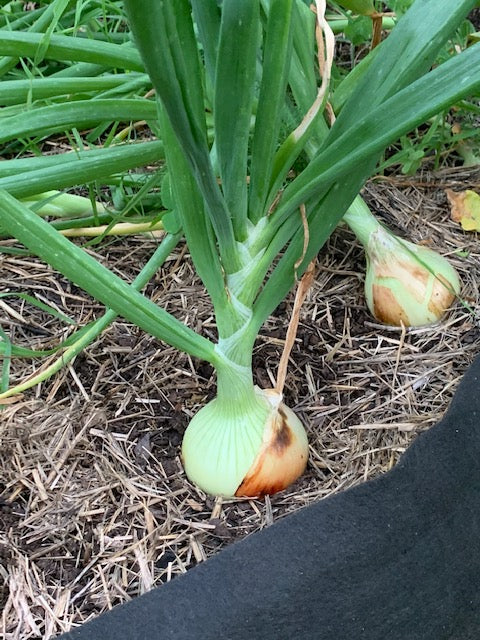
left=1, top=167, right=480, bottom=637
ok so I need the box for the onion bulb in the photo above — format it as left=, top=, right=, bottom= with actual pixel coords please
left=363, top=227, right=460, bottom=326
left=181, top=386, right=308, bottom=497
left=344, top=198, right=461, bottom=327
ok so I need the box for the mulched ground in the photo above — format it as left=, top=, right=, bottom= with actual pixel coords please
left=1, top=166, right=479, bottom=638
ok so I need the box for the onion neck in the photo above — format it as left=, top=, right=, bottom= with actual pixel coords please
left=343, top=195, right=381, bottom=248
left=213, top=317, right=268, bottom=417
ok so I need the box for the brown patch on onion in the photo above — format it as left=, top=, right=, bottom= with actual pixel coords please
left=235, top=403, right=308, bottom=497
left=428, top=274, right=455, bottom=316
left=372, top=284, right=410, bottom=325
left=270, top=407, right=293, bottom=453
left=375, top=259, right=429, bottom=292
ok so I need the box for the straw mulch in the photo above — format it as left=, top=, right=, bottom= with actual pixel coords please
left=1, top=167, right=479, bottom=638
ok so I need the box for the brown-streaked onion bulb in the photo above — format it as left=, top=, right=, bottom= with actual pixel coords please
left=181, top=386, right=308, bottom=497
left=343, top=197, right=461, bottom=327
left=363, top=226, right=460, bottom=327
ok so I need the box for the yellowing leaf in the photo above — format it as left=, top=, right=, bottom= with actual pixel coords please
left=446, top=188, right=480, bottom=232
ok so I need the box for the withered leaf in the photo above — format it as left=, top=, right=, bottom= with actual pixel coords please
left=446, top=188, right=480, bottom=232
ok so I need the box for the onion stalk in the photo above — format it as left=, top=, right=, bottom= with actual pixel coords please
left=181, top=291, right=309, bottom=497
left=344, top=198, right=461, bottom=326
left=20, top=190, right=107, bottom=217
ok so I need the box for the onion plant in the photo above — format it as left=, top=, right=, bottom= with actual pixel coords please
left=1, top=0, right=479, bottom=496
left=284, top=14, right=463, bottom=328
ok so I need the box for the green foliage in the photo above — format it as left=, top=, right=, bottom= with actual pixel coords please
left=0, top=0, right=479, bottom=398
left=384, top=0, right=415, bottom=16
left=344, top=14, right=372, bottom=44
left=336, top=0, right=375, bottom=15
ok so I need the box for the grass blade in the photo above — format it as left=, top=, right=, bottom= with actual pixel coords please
left=33, top=0, right=72, bottom=66
left=0, top=74, right=149, bottom=106
left=0, top=141, right=165, bottom=198
left=0, top=326, right=11, bottom=395
left=0, top=99, right=157, bottom=144
left=0, top=292, right=75, bottom=325
left=0, top=30, right=144, bottom=71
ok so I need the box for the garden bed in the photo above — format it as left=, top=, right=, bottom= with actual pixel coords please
left=1, top=166, right=479, bottom=638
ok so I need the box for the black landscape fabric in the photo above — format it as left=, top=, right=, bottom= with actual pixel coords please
left=59, top=354, right=480, bottom=640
